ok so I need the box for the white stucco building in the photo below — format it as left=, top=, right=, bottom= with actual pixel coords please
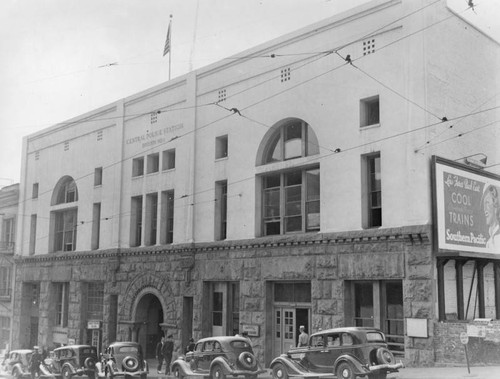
left=12, top=0, right=500, bottom=366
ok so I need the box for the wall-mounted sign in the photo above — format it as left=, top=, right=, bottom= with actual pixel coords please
left=467, top=324, right=486, bottom=338
left=241, top=324, right=260, bottom=337
left=406, top=318, right=428, bottom=338
left=432, top=156, right=500, bottom=256
left=87, top=320, right=101, bottom=329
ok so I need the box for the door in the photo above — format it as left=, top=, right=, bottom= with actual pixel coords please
left=354, top=282, right=374, bottom=327
left=273, top=308, right=296, bottom=357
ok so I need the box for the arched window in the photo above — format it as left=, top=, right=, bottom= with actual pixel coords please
left=257, top=119, right=320, bottom=236
left=263, top=120, right=319, bottom=164
left=50, top=176, right=79, bottom=252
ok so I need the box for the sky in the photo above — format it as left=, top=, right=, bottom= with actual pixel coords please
left=0, top=0, right=498, bottom=187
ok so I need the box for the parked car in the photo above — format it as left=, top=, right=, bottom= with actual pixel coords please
left=270, top=327, right=404, bottom=379
left=97, top=342, right=147, bottom=379
left=1, top=349, right=33, bottom=379
left=171, top=336, right=265, bottom=379
left=47, top=345, right=98, bottom=379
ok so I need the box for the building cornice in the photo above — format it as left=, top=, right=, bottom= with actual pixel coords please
left=15, top=224, right=431, bottom=265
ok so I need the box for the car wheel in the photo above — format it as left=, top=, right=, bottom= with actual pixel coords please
left=12, top=368, right=21, bottom=379
left=62, top=366, right=73, bottom=379
left=172, top=366, right=183, bottom=379
left=336, top=362, right=355, bottom=379
left=375, top=348, right=395, bottom=365
left=271, top=363, right=288, bottom=379
left=211, top=364, right=225, bottom=379
left=238, top=352, right=257, bottom=370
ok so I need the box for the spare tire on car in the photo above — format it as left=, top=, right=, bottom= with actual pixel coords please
left=375, top=348, right=395, bottom=365
left=238, top=352, right=257, bottom=370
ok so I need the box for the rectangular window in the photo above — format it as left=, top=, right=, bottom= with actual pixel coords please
left=54, top=209, right=77, bottom=252
left=262, top=168, right=320, bottom=236
left=160, top=190, right=174, bottom=244
left=360, top=95, right=380, bottom=127
left=0, top=266, right=11, bottom=297
left=162, top=149, right=176, bottom=170
left=130, top=196, right=143, bottom=247
left=32, top=183, right=39, bottom=198
left=54, top=282, right=69, bottom=327
left=366, top=153, right=382, bottom=228
left=91, top=203, right=101, bottom=250
left=29, top=214, right=37, bottom=255
left=212, top=292, right=223, bottom=326
left=145, top=193, right=158, bottom=246
left=1, top=218, right=15, bottom=245
left=94, top=167, right=103, bottom=186
left=147, top=153, right=160, bottom=174
left=215, top=135, right=228, bottom=159
left=215, top=181, right=227, bottom=240
left=86, top=282, right=104, bottom=321
left=132, top=157, right=144, bottom=177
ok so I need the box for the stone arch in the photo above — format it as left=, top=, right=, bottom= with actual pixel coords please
left=122, top=272, right=175, bottom=324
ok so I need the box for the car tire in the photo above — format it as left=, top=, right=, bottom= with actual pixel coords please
left=62, top=366, right=73, bottom=379
left=122, top=356, right=139, bottom=371
left=172, top=366, right=183, bottom=379
left=271, top=363, right=288, bottom=379
left=12, top=368, right=21, bottom=379
left=375, top=348, right=395, bottom=365
left=238, top=352, right=257, bottom=370
left=336, top=362, right=355, bottom=379
left=210, top=364, right=225, bottom=379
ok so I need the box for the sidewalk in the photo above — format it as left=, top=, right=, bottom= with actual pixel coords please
left=148, top=365, right=500, bottom=379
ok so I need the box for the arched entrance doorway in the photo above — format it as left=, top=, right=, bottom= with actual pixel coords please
left=135, top=293, right=164, bottom=359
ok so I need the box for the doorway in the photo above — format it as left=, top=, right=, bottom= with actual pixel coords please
left=135, top=294, right=164, bottom=359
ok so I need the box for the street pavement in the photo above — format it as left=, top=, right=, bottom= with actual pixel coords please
left=147, top=362, right=500, bottom=379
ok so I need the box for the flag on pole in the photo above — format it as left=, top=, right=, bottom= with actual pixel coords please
left=163, top=17, right=172, bottom=56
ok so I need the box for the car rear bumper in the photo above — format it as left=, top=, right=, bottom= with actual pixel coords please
left=368, top=361, right=405, bottom=372
left=112, top=370, right=148, bottom=377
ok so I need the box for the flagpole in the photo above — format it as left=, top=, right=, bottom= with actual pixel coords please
left=169, top=14, right=172, bottom=80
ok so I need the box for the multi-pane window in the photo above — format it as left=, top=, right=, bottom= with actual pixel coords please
left=1, top=218, right=15, bottom=246
left=94, top=167, right=103, bottom=186
left=215, top=181, right=227, bottom=240
left=367, top=153, right=382, bottom=227
left=130, top=196, right=143, bottom=247
left=147, top=153, right=160, bottom=174
left=54, top=209, right=77, bottom=252
left=360, top=95, right=380, bottom=127
left=86, top=282, right=104, bottom=321
left=32, top=183, right=39, bottom=198
left=162, top=149, right=176, bottom=170
left=161, top=190, right=174, bottom=244
left=132, top=157, right=145, bottom=177
left=263, top=168, right=320, bottom=235
left=215, top=135, right=228, bottom=159
left=54, top=282, right=69, bottom=327
left=0, top=266, right=11, bottom=297
left=263, top=121, right=319, bottom=164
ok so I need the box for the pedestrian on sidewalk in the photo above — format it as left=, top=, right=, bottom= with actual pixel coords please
left=163, top=334, right=174, bottom=375
left=156, top=336, right=165, bottom=374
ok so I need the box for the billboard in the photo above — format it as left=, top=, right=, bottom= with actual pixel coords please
left=433, top=156, right=500, bottom=255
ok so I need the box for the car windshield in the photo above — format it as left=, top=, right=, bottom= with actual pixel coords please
left=366, top=332, right=385, bottom=343
left=117, top=346, right=139, bottom=354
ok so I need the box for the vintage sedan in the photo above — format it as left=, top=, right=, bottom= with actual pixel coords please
left=48, top=345, right=98, bottom=379
left=171, top=336, right=265, bottom=379
left=97, top=342, right=148, bottom=379
left=1, top=350, right=33, bottom=379
left=270, top=327, right=404, bottom=379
